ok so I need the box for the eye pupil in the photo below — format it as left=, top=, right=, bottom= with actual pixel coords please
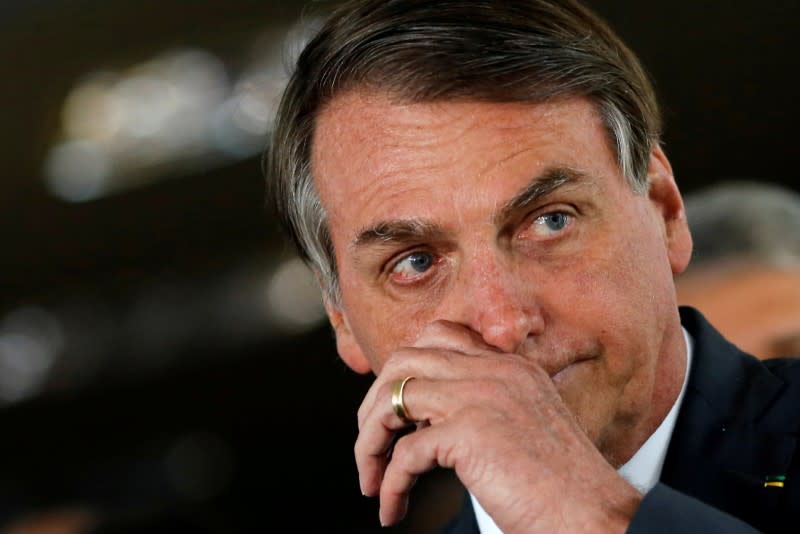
left=408, top=253, right=433, bottom=272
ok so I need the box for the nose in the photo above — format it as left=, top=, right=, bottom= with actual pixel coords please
left=476, top=298, right=539, bottom=354
left=446, top=254, right=542, bottom=354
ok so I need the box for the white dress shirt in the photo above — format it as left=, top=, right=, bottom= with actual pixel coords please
left=471, top=328, right=694, bottom=534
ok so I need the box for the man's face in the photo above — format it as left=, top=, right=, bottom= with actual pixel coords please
left=311, top=92, right=691, bottom=459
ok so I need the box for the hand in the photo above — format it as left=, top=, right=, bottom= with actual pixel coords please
left=355, top=321, right=642, bottom=532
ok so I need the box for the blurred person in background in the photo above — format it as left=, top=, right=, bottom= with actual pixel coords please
left=264, top=0, right=800, bottom=532
left=676, top=180, right=800, bottom=359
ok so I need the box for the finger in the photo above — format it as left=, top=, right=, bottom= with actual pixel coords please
left=356, top=375, right=435, bottom=496
left=356, top=376, right=471, bottom=496
left=412, top=319, right=498, bottom=353
left=358, top=369, right=406, bottom=433
left=355, top=403, right=417, bottom=496
left=378, top=420, right=458, bottom=526
left=357, top=347, right=465, bottom=430
left=358, top=340, right=505, bottom=431
left=358, top=321, right=522, bottom=431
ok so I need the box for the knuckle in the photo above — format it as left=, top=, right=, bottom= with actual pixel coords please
left=381, top=351, right=410, bottom=375
left=391, top=434, right=412, bottom=460
left=353, top=437, right=366, bottom=458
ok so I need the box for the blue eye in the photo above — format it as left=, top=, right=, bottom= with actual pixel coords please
left=392, top=251, right=435, bottom=279
left=532, top=211, right=570, bottom=235
left=408, top=253, right=433, bottom=272
left=406, top=252, right=433, bottom=272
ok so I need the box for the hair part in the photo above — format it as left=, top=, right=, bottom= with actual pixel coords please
left=264, top=0, right=662, bottom=305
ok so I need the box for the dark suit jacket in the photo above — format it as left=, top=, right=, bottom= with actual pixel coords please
left=440, top=307, right=800, bottom=533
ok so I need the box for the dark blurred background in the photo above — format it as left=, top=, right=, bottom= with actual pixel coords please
left=0, top=1, right=797, bottom=532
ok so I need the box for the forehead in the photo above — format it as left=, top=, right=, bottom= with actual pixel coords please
left=310, top=91, right=618, bottom=238
left=313, top=90, right=602, bottom=154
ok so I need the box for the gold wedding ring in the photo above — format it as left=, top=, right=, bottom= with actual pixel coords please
left=391, top=376, right=416, bottom=425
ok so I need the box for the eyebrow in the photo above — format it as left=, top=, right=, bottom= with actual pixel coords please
left=351, top=166, right=588, bottom=249
left=353, top=218, right=444, bottom=248
left=493, top=166, right=588, bottom=225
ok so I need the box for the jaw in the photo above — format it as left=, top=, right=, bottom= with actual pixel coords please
left=594, top=324, right=687, bottom=467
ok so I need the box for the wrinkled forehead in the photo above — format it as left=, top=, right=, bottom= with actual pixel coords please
left=310, top=91, right=619, bottom=238
left=312, top=90, right=602, bottom=165
left=311, top=90, right=611, bottom=190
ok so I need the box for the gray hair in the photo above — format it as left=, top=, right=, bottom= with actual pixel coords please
left=684, top=180, right=800, bottom=271
left=264, top=0, right=663, bottom=304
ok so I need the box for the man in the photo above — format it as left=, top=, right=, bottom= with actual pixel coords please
left=676, top=180, right=800, bottom=359
left=264, top=1, right=800, bottom=532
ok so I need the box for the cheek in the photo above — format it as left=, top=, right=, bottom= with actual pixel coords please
left=543, top=229, right=668, bottom=367
left=598, top=216, right=675, bottom=314
left=543, top=238, right=645, bottom=319
left=340, top=284, right=437, bottom=372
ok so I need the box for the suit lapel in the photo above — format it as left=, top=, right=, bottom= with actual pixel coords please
left=661, top=307, right=798, bottom=531
left=439, top=491, right=480, bottom=534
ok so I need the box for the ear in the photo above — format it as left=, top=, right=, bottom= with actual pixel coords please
left=647, top=145, right=693, bottom=275
left=323, top=298, right=372, bottom=374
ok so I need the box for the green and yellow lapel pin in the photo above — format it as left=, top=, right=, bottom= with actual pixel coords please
left=764, top=475, right=786, bottom=488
